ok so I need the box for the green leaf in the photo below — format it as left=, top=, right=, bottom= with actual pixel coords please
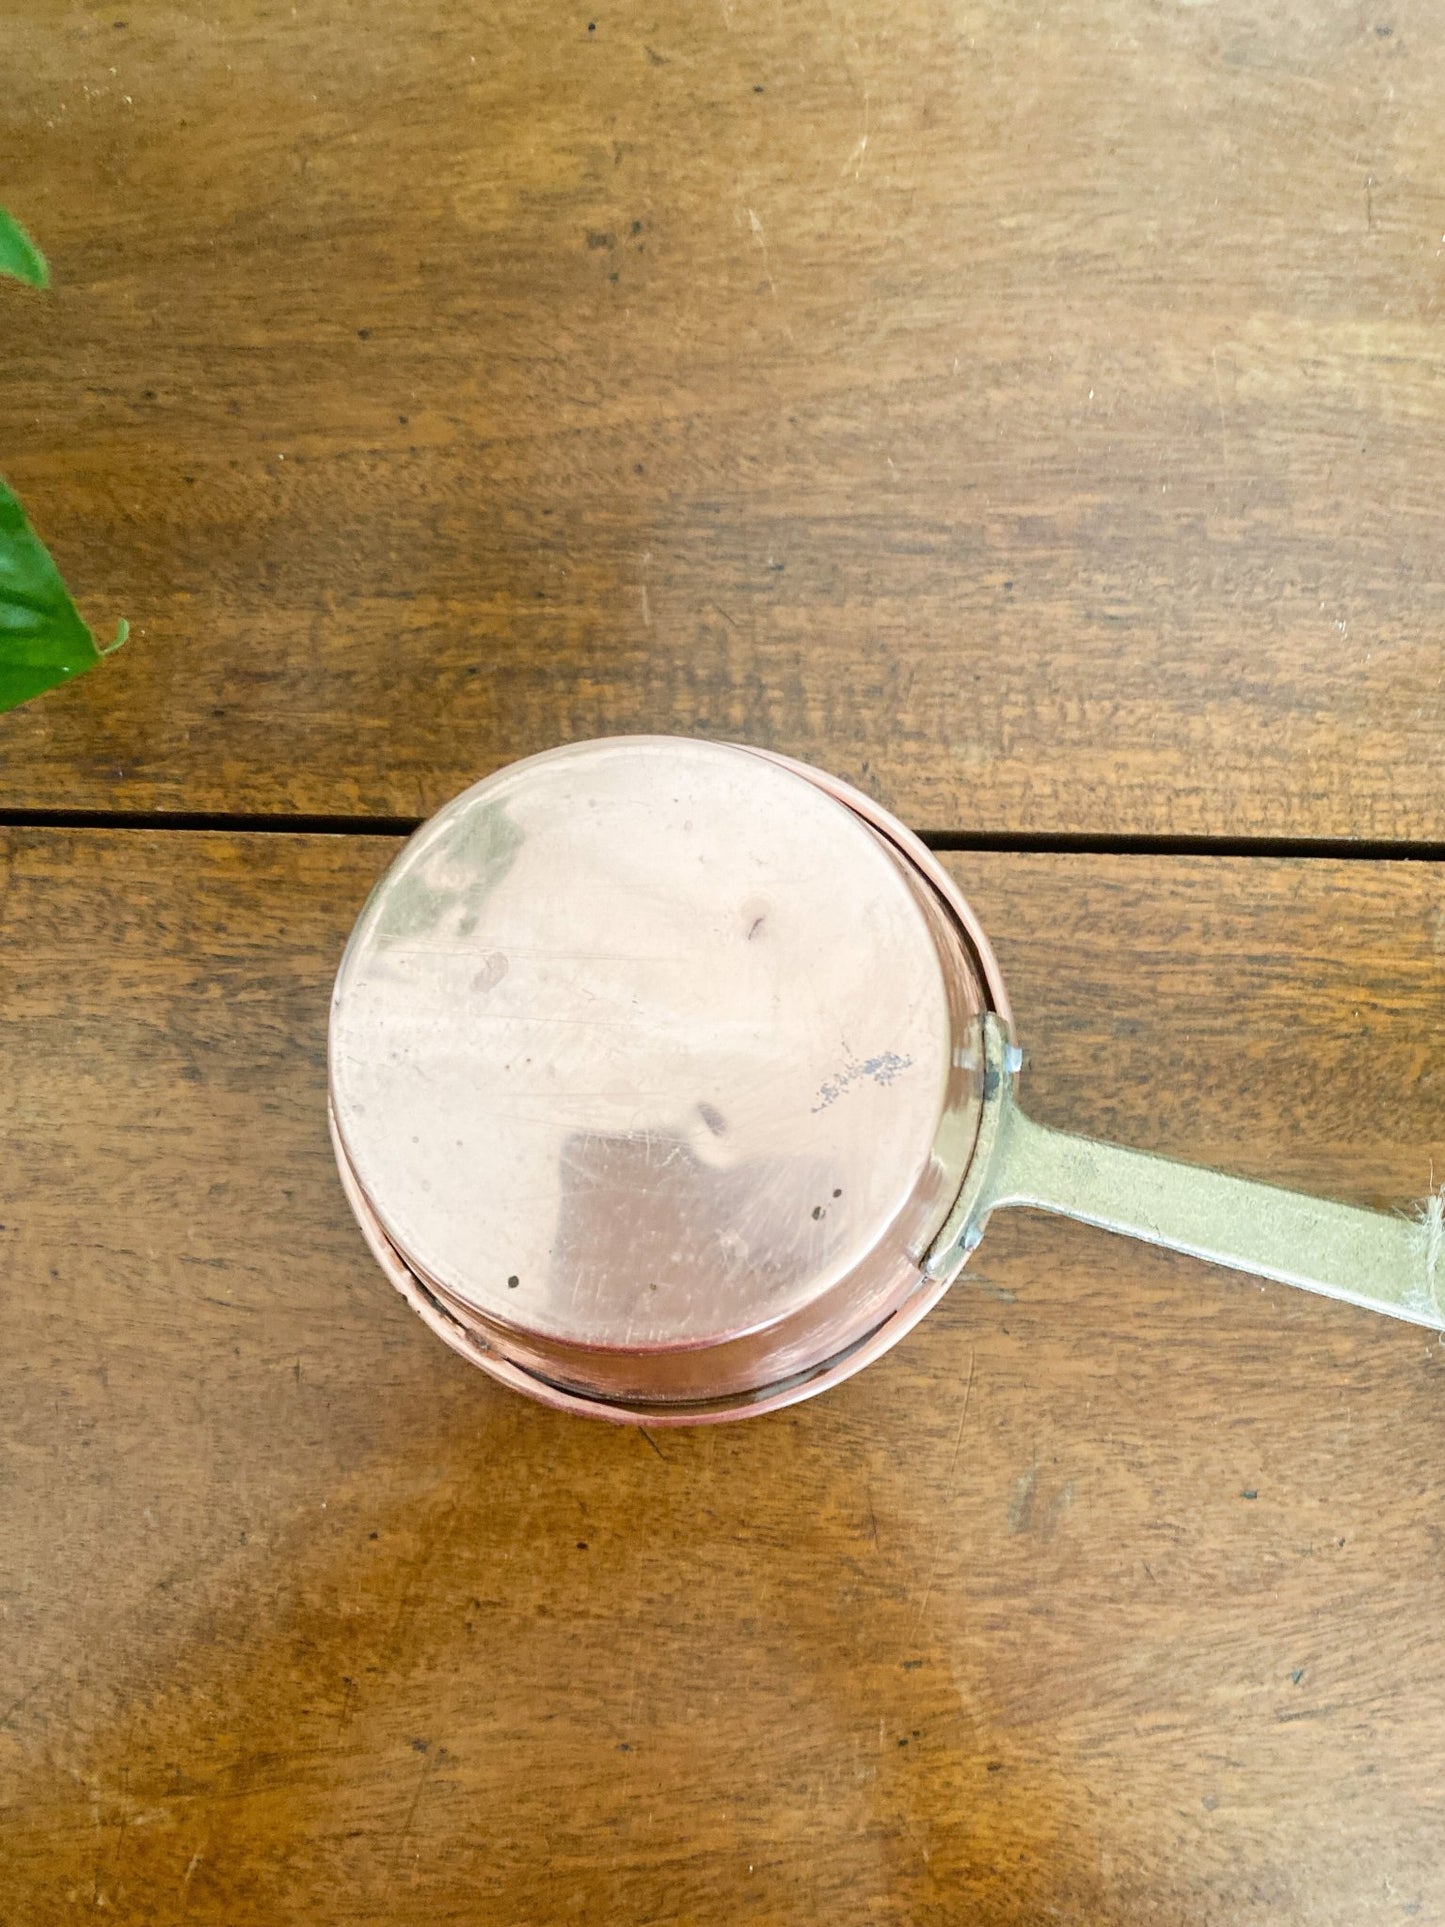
left=0, top=208, right=48, bottom=288
left=0, top=476, right=126, bottom=714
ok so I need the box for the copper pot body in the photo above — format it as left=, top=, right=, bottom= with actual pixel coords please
left=329, top=737, right=1009, bottom=1422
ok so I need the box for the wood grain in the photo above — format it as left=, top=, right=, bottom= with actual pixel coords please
left=1, top=828, right=1442, bottom=1923
left=2, top=0, right=1444, bottom=833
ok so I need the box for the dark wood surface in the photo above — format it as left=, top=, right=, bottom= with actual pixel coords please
left=2, top=830, right=1442, bottom=1924
left=2, top=0, right=1444, bottom=833
left=5, top=2, right=1443, bottom=1919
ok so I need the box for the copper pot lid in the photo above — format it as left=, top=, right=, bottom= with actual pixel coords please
left=331, top=737, right=1444, bottom=1424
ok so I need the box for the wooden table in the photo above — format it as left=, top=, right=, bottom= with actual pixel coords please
left=2, top=4, right=1442, bottom=1921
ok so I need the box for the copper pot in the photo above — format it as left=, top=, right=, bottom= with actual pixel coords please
left=329, top=737, right=1442, bottom=1424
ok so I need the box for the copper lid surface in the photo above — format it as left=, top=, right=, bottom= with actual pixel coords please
left=329, top=737, right=991, bottom=1411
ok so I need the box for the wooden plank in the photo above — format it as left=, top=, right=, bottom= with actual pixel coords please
left=1, top=828, right=1441, bottom=1922
left=2, top=0, right=1443, bottom=834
